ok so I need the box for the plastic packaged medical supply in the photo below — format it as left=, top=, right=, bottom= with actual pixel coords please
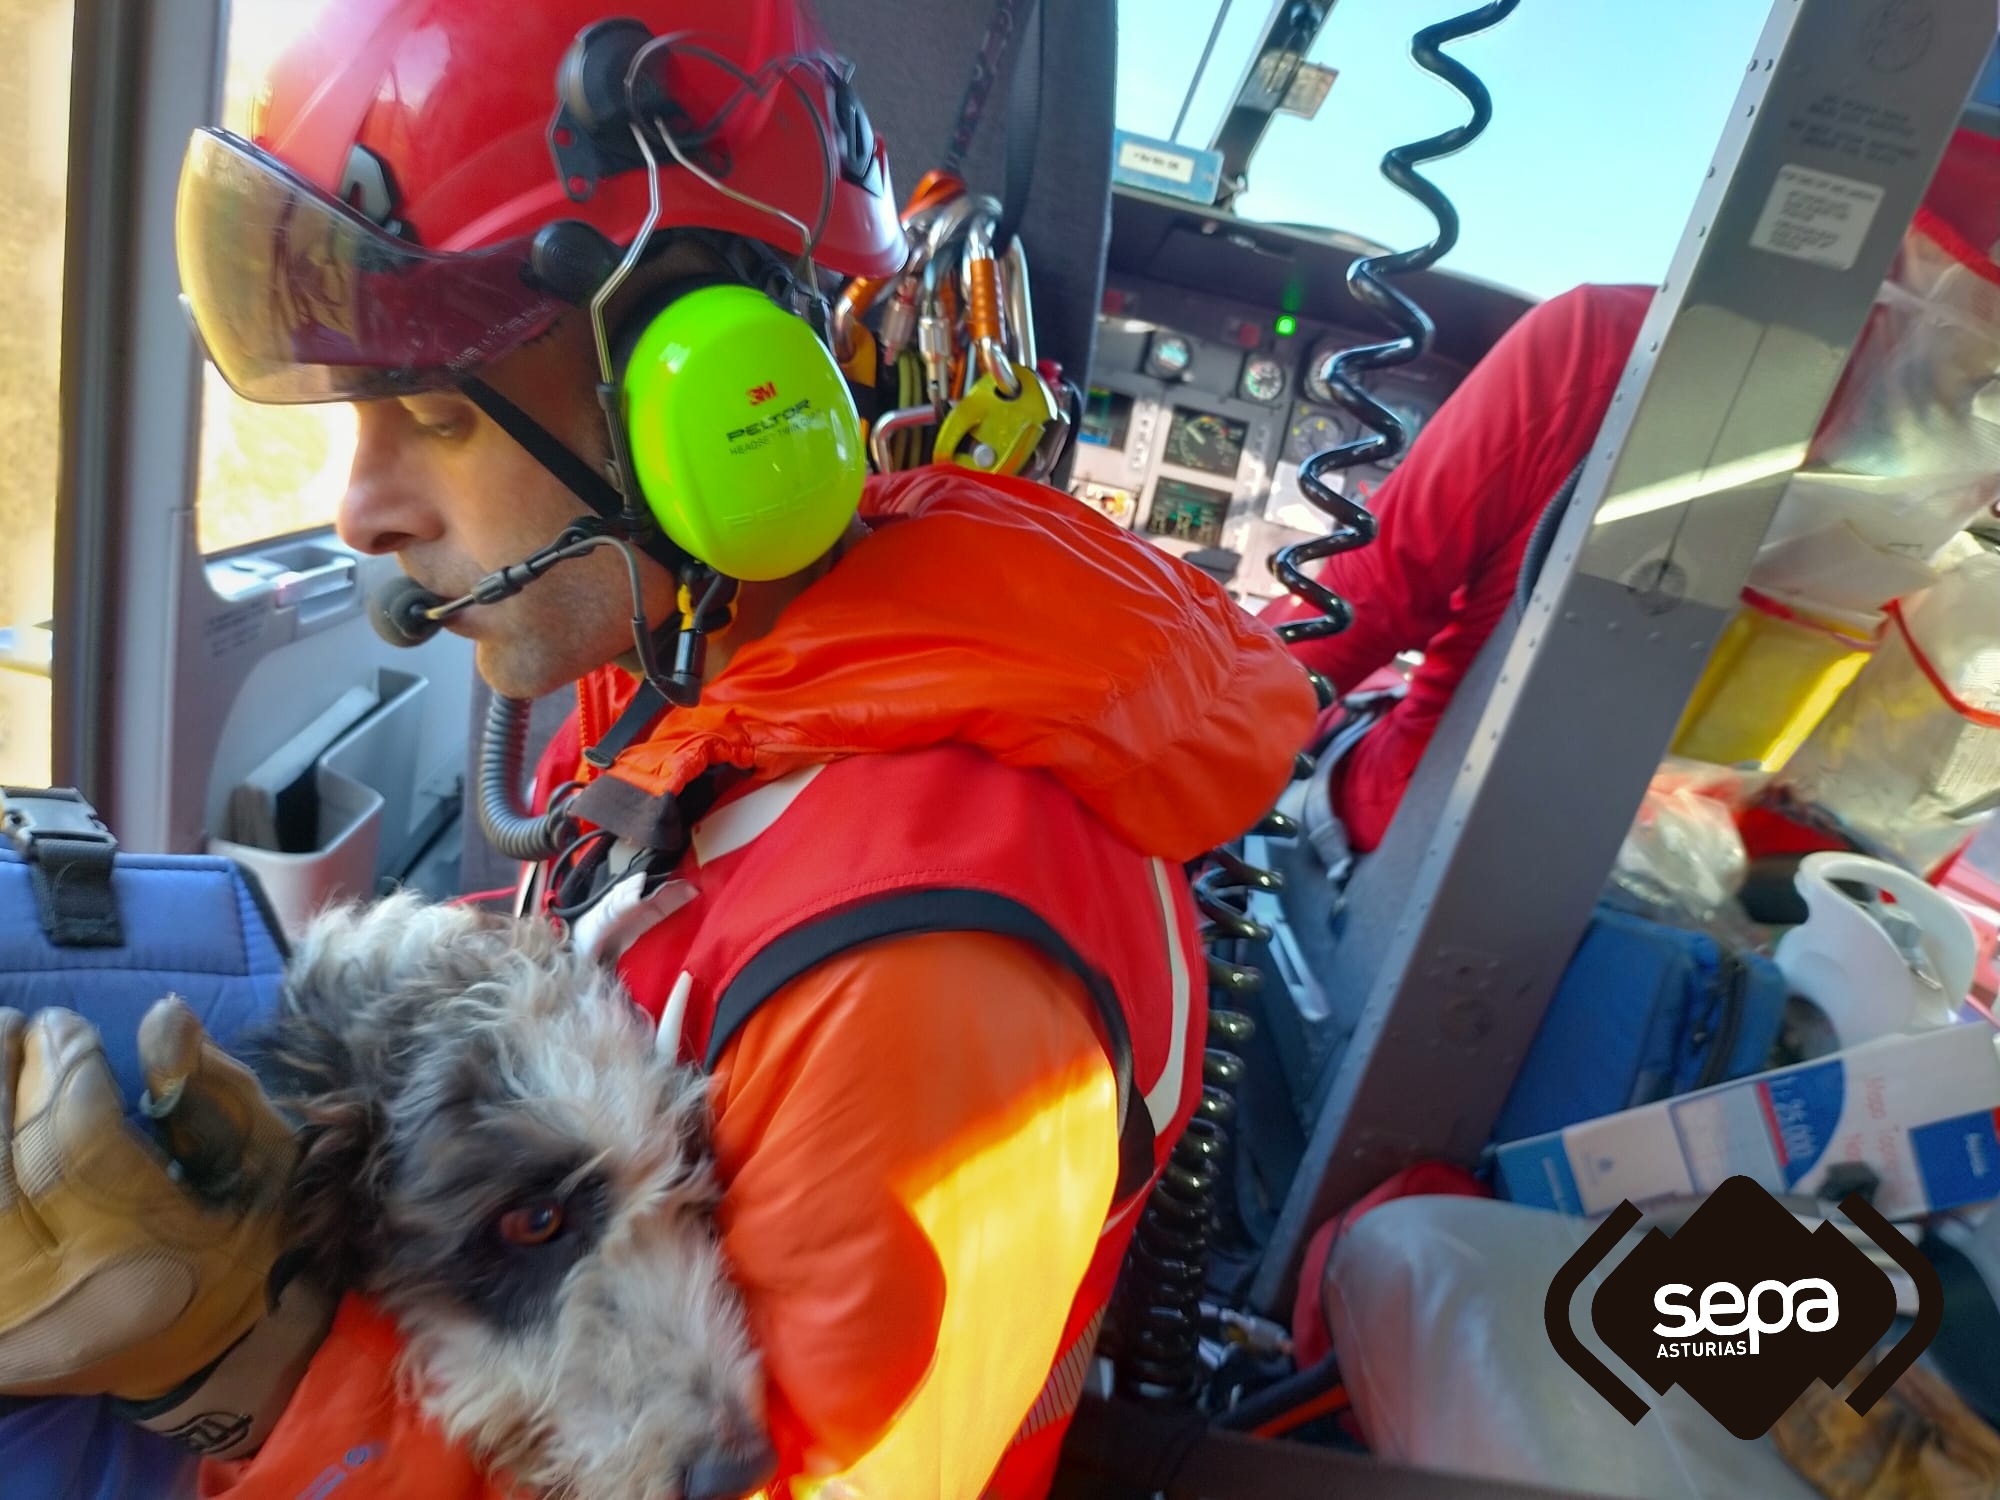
left=1611, top=759, right=1752, bottom=924
left=1671, top=589, right=1880, bottom=773
left=1679, top=134, right=2000, bottom=772
left=1774, top=550, right=2000, bottom=875
left=1755, top=136, right=2000, bottom=608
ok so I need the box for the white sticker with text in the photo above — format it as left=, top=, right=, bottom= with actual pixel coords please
left=1118, top=140, right=1197, bottom=185
left=1750, top=165, right=1885, bottom=272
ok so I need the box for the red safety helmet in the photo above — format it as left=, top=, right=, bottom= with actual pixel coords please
left=177, top=0, right=906, bottom=405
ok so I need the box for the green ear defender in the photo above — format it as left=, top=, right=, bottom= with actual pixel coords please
left=617, top=282, right=867, bottom=583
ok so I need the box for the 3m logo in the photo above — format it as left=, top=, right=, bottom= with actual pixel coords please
left=1545, top=1175, right=1941, bottom=1439
left=747, top=382, right=778, bottom=406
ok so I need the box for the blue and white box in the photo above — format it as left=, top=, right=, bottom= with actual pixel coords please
left=1495, top=1022, right=2000, bottom=1220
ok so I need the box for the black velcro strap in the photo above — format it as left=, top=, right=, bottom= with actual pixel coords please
left=28, top=839, right=122, bottom=947
left=708, top=887, right=1158, bottom=1202
left=583, top=682, right=671, bottom=771
left=461, top=377, right=628, bottom=525
left=995, top=0, right=1043, bottom=256
left=569, top=774, right=687, bottom=856
left=3, top=787, right=123, bottom=947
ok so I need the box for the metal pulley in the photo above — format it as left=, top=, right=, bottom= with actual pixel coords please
left=934, top=361, right=1058, bottom=475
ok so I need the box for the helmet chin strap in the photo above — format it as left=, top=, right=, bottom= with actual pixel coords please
left=458, top=375, right=690, bottom=576
left=457, top=374, right=735, bottom=711
left=457, top=218, right=827, bottom=714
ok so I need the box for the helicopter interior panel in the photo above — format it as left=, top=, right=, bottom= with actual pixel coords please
left=1070, top=288, right=1468, bottom=602
left=1075, top=188, right=1537, bottom=604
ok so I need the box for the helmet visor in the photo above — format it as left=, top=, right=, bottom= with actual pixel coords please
left=176, top=128, right=567, bottom=404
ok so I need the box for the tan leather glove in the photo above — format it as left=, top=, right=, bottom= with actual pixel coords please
left=0, top=997, right=332, bottom=1459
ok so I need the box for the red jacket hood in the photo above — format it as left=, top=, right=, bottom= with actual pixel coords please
left=579, top=467, right=1317, bottom=862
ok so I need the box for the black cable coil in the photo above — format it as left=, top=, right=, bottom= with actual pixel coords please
left=1101, top=827, right=1295, bottom=1405
left=1101, top=0, right=1521, bottom=1414
left=478, top=694, right=580, bottom=863
left=1272, top=0, right=1521, bottom=641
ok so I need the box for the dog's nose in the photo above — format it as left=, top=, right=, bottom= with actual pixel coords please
left=682, top=1433, right=778, bottom=1500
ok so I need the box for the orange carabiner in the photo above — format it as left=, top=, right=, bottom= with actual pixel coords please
left=836, top=173, right=968, bottom=362
left=904, top=170, right=966, bottom=221
left=961, top=216, right=1019, bottom=398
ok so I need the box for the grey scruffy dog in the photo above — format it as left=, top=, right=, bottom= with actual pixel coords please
left=254, top=892, right=773, bottom=1500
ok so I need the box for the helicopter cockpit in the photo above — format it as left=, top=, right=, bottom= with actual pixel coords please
left=7, top=2, right=2000, bottom=1497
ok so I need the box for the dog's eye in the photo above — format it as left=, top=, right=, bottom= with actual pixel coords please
left=497, top=1201, right=565, bottom=1247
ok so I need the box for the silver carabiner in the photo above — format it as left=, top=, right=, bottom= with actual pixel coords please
left=830, top=191, right=971, bottom=366
left=868, top=404, right=940, bottom=473
left=999, top=233, right=1038, bottom=373
left=919, top=254, right=958, bottom=412
left=922, top=191, right=985, bottom=262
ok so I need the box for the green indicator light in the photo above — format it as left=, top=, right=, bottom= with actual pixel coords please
left=1275, top=314, right=1298, bottom=337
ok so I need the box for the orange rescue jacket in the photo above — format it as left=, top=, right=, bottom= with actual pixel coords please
left=199, top=468, right=1314, bottom=1500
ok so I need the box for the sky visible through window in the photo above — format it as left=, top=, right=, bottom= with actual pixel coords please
left=1116, top=0, right=1776, bottom=301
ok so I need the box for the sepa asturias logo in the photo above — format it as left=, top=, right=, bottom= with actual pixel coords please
left=1650, top=1274, right=1841, bottom=1358
left=1545, top=1175, right=1941, bottom=1439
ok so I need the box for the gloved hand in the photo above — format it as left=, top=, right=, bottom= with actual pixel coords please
left=0, top=997, right=333, bottom=1460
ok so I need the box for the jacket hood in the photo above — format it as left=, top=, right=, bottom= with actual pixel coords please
left=581, top=467, right=1318, bottom=862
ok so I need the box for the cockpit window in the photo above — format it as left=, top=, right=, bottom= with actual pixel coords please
left=0, top=0, right=73, bottom=787
left=1116, top=0, right=1774, bottom=299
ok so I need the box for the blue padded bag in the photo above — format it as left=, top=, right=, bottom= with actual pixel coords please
left=0, top=790, right=289, bottom=1500
left=1491, top=905, right=1789, bottom=1145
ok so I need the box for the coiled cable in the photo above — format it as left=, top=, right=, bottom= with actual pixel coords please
left=478, top=694, right=579, bottom=863
left=1271, top=0, right=1521, bottom=644
left=1102, top=0, right=1525, bottom=1420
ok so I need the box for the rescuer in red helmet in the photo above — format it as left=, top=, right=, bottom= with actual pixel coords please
left=0, top=2, right=1314, bottom=1497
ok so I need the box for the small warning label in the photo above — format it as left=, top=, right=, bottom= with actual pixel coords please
left=1749, top=165, right=1885, bottom=271
left=1117, top=140, right=1196, bottom=185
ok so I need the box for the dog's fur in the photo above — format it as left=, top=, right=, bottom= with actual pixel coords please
left=254, top=892, right=765, bottom=1500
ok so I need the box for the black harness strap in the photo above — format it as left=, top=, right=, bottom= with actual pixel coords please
left=942, top=0, right=1045, bottom=254
left=706, top=885, right=1158, bottom=1203
left=943, top=0, right=1024, bottom=177
left=563, top=763, right=743, bottom=861
left=995, top=0, right=1043, bottom=255
left=24, top=837, right=121, bottom=948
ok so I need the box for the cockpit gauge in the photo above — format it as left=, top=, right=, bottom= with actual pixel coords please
left=1240, top=355, right=1287, bottom=405
left=1300, top=355, right=1432, bottom=465
left=1375, top=395, right=1431, bottom=464
left=1286, top=409, right=1353, bottom=465
left=1163, top=410, right=1249, bottom=476
left=1391, top=398, right=1428, bottom=444
left=1144, top=331, right=1195, bottom=381
left=1303, top=343, right=1343, bottom=406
